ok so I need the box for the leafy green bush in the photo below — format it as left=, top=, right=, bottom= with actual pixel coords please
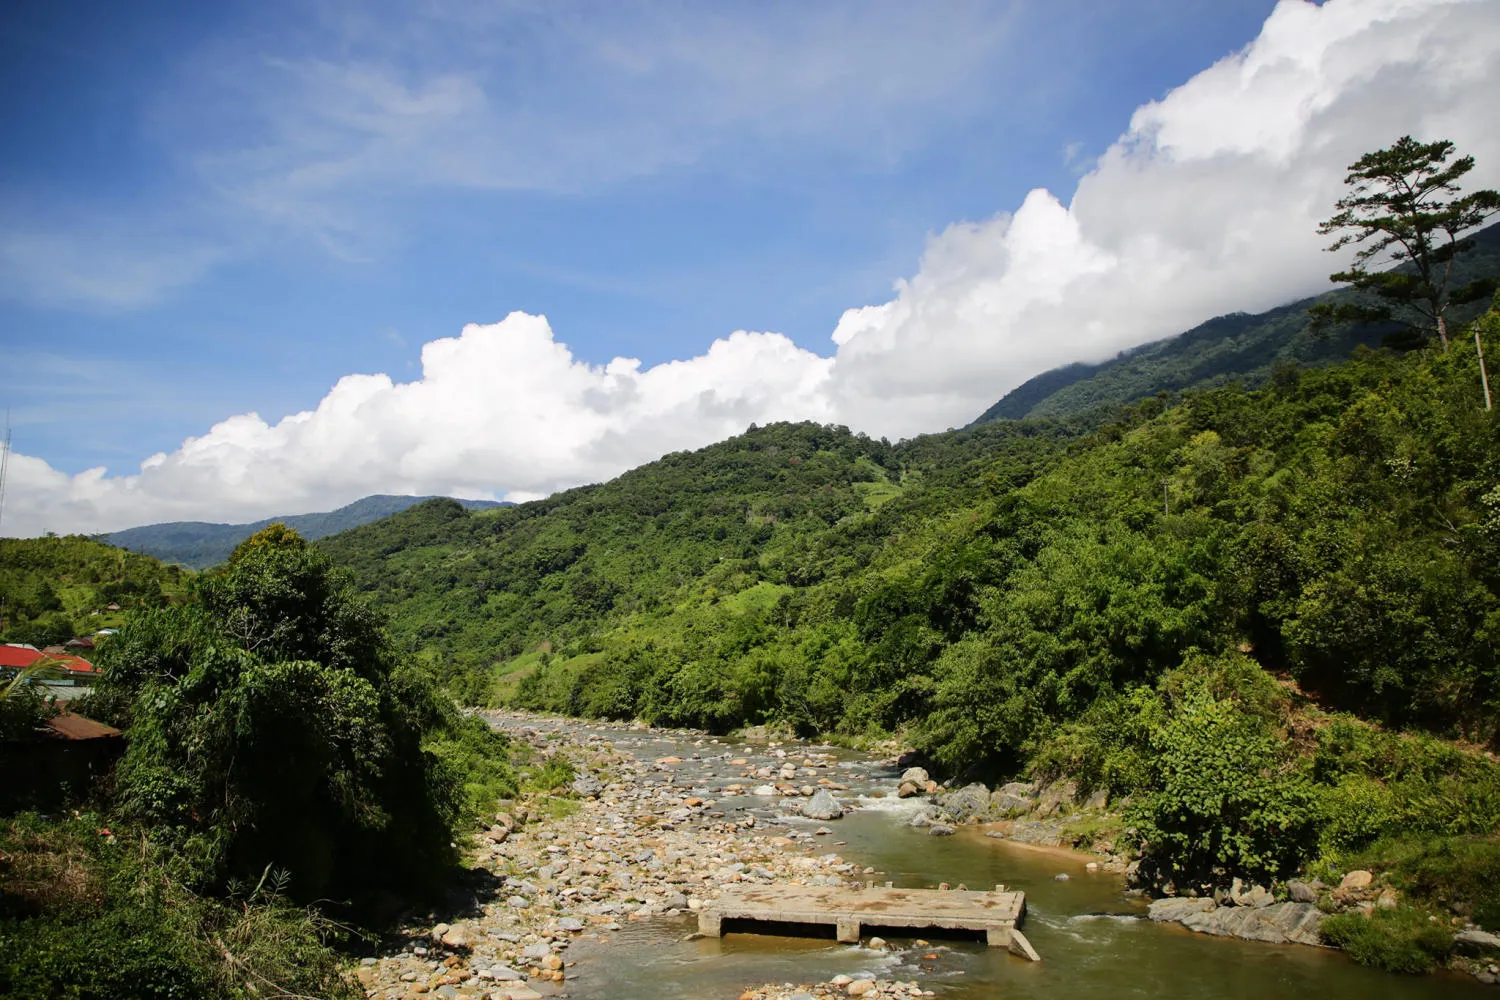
left=1130, top=691, right=1318, bottom=887
left=522, top=753, right=576, bottom=794
left=93, top=527, right=503, bottom=900
left=1320, top=907, right=1453, bottom=974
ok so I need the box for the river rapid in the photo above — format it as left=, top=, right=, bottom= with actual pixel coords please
left=487, top=714, right=1486, bottom=1000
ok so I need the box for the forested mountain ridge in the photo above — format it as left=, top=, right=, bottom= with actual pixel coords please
left=105, top=494, right=510, bottom=569
left=317, top=418, right=1085, bottom=672
left=972, top=220, right=1500, bottom=423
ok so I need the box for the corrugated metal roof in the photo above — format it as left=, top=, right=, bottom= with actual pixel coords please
left=44, top=714, right=122, bottom=740
left=0, top=646, right=45, bottom=668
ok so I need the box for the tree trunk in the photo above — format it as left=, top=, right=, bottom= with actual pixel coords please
left=1437, top=312, right=1450, bottom=351
left=1478, top=325, right=1494, bottom=412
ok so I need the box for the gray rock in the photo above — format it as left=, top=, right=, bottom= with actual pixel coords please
left=1150, top=897, right=1325, bottom=947
left=1230, top=880, right=1274, bottom=909
left=1033, top=780, right=1079, bottom=818
left=907, top=808, right=936, bottom=828
left=571, top=774, right=604, bottom=797
left=1148, top=897, right=1218, bottom=923
left=928, top=823, right=955, bottom=836
left=990, top=788, right=1036, bottom=817
left=1287, top=880, right=1318, bottom=904
left=558, top=917, right=585, bottom=932
left=801, top=788, right=845, bottom=820
left=486, top=965, right=524, bottom=982
left=521, top=942, right=552, bottom=960
left=1008, top=819, right=1067, bottom=847
left=936, top=782, right=991, bottom=822
left=1456, top=928, right=1500, bottom=953
left=896, top=780, right=924, bottom=799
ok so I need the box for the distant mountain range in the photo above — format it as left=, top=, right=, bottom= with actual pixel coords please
left=105, top=494, right=511, bottom=569
left=972, top=221, right=1500, bottom=424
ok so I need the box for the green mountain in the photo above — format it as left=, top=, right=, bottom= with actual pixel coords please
left=106, top=494, right=510, bottom=569
left=972, top=221, right=1500, bottom=424
left=0, top=535, right=189, bottom=646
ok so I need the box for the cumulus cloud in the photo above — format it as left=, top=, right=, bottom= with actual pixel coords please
left=6, top=0, right=1500, bottom=536
left=2, top=315, right=833, bottom=535
left=825, top=0, right=1500, bottom=436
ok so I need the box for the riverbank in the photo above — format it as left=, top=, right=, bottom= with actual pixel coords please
left=352, top=713, right=1497, bottom=999
left=357, top=714, right=921, bottom=1000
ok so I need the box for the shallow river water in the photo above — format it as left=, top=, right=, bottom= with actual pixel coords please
left=494, top=717, right=1485, bottom=1000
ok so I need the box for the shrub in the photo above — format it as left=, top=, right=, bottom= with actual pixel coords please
left=1130, top=692, right=1319, bottom=886
left=1321, top=907, right=1453, bottom=974
left=93, top=528, right=498, bottom=899
left=0, top=813, right=356, bottom=1000
left=1347, top=834, right=1500, bottom=930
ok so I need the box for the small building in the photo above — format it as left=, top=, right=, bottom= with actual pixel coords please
left=1, top=711, right=123, bottom=811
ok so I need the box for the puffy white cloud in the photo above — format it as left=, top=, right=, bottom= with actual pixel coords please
left=6, top=0, right=1500, bottom=536
left=826, top=0, right=1500, bottom=437
left=2, top=315, right=833, bottom=535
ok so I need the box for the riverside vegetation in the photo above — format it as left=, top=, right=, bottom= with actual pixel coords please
left=0, top=527, right=523, bottom=999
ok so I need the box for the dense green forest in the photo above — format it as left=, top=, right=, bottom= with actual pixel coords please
left=0, top=536, right=190, bottom=646
left=321, top=300, right=1500, bottom=902
left=971, top=220, right=1500, bottom=423
left=104, top=494, right=510, bottom=569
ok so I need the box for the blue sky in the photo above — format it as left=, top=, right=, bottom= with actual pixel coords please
left=5, top=0, right=1497, bottom=536
left=2, top=0, right=1276, bottom=474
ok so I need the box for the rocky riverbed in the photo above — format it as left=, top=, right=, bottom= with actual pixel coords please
left=352, top=713, right=1500, bottom=998
left=355, top=714, right=935, bottom=1000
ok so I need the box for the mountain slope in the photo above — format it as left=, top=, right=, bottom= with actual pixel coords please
left=972, top=221, right=1500, bottom=423
left=316, top=419, right=1081, bottom=673
left=106, top=494, right=509, bottom=569
left=0, top=534, right=188, bottom=645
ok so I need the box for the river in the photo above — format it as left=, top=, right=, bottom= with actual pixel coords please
left=489, top=715, right=1486, bottom=999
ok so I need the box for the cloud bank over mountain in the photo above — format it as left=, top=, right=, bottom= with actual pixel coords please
left=6, top=0, right=1499, bottom=537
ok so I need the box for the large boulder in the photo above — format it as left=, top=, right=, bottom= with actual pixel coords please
left=1033, top=780, right=1079, bottom=818
left=990, top=782, right=1037, bottom=817
left=801, top=789, right=845, bottom=821
left=1455, top=928, right=1500, bottom=954
left=1149, top=898, right=1326, bottom=947
left=936, top=783, right=992, bottom=822
left=571, top=774, right=604, bottom=798
left=900, top=767, right=930, bottom=785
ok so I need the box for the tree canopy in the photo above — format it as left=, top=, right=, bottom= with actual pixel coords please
left=1313, top=136, right=1499, bottom=351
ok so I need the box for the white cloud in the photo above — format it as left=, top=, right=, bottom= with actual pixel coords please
left=825, top=0, right=1500, bottom=437
left=2, top=314, right=833, bottom=535
left=6, top=0, right=1500, bottom=536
